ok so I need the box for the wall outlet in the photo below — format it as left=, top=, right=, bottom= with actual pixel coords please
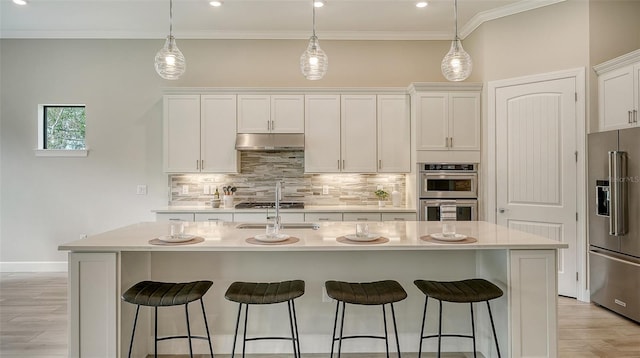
left=182, top=185, right=189, bottom=194
left=136, top=185, right=147, bottom=195
left=80, top=234, right=87, bottom=240
left=322, top=185, right=329, bottom=195
left=322, top=286, right=332, bottom=303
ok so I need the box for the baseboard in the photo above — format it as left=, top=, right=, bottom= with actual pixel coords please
left=0, top=261, right=68, bottom=272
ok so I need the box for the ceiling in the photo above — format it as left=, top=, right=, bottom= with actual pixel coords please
left=0, top=0, right=564, bottom=40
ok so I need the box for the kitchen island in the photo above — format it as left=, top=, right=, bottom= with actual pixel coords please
left=59, top=221, right=566, bottom=358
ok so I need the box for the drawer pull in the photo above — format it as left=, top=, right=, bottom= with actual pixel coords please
left=356, top=218, right=369, bottom=221
left=318, top=218, right=331, bottom=221
left=207, top=218, right=220, bottom=221
left=169, top=218, right=183, bottom=221
left=394, top=218, right=406, bottom=221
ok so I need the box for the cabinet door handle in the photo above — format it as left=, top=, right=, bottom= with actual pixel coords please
left=337, top=160, right=341, bottom=170
left=196, top=160, right=200, bottom=170
left=169, top=218, right=183, bottom=221
left=201, top=160, right=204, bottom=170
left=378, top=160, right=382, bottom=169
left=271, top=120, right=275, bottom=131
left=634, top=110, right=638, bottom=123
left=356, top=218, right=369, bottom=221
left=629, top=111, right=633, bottom=124
left=450, top=137, right=453, bottom=147
left=207, top=218, right=220, bottom=221
left=342, top=160, right=345, bottom=170
left=318, top=218, right=331, bottom=221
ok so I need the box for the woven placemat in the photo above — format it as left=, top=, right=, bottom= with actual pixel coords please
left=148, top=236, right=205, bottom=246
left=336, top=236, right=389, bottom=245
left=420, top=235, right=477, bottom=244
left=246, top=237, right=300, bottom=245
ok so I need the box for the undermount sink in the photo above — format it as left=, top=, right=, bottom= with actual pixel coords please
left=236, top=223, right=320, bottom=230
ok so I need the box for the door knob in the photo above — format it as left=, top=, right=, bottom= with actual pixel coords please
left=498, top=208, right=506, bottom=213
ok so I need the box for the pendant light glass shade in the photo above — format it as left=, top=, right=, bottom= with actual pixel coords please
left=300, top=1, right=328, bottom=80
left=441, top=39, right=472, bottom=82
left=300, top=36, right=328, bottom=80
left=155, top=0, right=185, bottom=80
left=155, top=35, right=186, bottom=80
left=441, top=0, right=472, bottom=82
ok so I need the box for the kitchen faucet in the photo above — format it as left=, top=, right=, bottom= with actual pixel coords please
left=274, top=181, right=282, bottom=230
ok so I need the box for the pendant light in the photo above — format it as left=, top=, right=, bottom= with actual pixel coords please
left=155, top=0, right=186, bottom=80
left=300, top=0, right=328, bottom=80
left=441, top=0, right=472, bottom=82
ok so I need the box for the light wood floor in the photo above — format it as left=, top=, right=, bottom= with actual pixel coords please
left=1, top=273, right=639, bottom=357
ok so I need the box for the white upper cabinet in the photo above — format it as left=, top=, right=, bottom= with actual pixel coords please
left=341, top=95, right=378, bottom=173
left=200, top=95, right=239, bottom=173
left=304, top=95, right=341, bottom=172
left=237, top=94, right=304, bottom=133
left=377, top=94, right=410, bottom=172
left=415, top=91, right=480, bottom=151
left=595, top=50, right=640, bottom=132
left=163, top=95, right=201, bottom=173
left=163, top=95, right=238, bottom=173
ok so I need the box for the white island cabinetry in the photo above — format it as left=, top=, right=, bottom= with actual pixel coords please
left=61, top=221, right=565, bottom=358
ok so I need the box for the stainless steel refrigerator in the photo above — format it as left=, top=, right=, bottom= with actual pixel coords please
left=588, top=127, right=640, bottom=323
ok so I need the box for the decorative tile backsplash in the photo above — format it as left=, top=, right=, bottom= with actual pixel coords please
left=170, top=151, right=406, bottom=206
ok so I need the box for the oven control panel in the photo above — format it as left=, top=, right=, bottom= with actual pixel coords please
left=421, top=163, right=476, bottom=172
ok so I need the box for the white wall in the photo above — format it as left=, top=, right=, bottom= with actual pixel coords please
left=0, top=38, right=450, bottom=270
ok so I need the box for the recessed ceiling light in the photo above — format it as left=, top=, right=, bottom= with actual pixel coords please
left=416, top=1, right=428, bottom=8
left=209, top=0, right=223, bottom=7
left=13, top=0, right=28, bottom=5
left=313, top=1, right=325, bottom=8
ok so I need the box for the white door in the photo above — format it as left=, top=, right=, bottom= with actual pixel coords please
left=495, top=77, right=578, bottom=297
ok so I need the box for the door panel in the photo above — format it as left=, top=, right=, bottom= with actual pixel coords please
left=496, top=77, right=578, bottom=297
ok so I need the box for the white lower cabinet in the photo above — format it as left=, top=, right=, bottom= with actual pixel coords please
left=381, top=212, right=417, bottom=221
left=155, top=213, right=195, bottom=222
left=343, top=212, right=382, bottom=221
left=305, top=212, right=343, bottom=222
left=195, top=213, right=234, bottom=222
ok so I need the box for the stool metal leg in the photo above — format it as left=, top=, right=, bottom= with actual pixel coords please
left=185, top=303, right=194, bottom=358
left=418, top=297, right=428, bottom=358
left=154, top=306, right=158, bottom=358
left=487, top=301, right=501, bottom=358
left=231, top=303, right=242, bottom=358
left=437, top=300, right=442, bottom=358
left=470, top=303, right=476, bottom=358
left=127, top=305, right=140, bottom=358
left=390, top=303, right=402, bottom=358
left=382, top=304, right=389, bottom=358
left=242, top=304, right=249, bottom=358
left=286, top=300, right=298, bottom=358
left=292, top=300, right=301, bottom=358
left=337, top=301, right=346, bottom=358
left=199, top=298, right=215, bottom=357
left=330, top=300, right=340, bottom=357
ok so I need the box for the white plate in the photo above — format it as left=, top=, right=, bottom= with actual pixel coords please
left=344, top=233, right=380, bottom=242
left=158, top=234, right=195, bottom=243
left=254, top=233, right=290, bottom=243
left=430, top=233, right=467, bottom=242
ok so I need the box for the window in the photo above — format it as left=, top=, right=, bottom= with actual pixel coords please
left=37, top=104, right=87, bottom=157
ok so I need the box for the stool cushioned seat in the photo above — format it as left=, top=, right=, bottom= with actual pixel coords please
left=122, top=280, right=213, bottom=307
left=325, top=280, right=407, bottom=305
left=225, top=280, right=305, bottom=304
left=414, top=279, right=503, bottom=303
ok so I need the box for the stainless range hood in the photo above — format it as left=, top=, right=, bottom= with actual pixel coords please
left=235, top=133, right=304, bottom=151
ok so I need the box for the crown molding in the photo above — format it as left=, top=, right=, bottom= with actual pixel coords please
left=593, top=49, right=640, bottom=75
left=408, top=82, right=483, bottom=94
left=460, top=0, right=566, bottom=39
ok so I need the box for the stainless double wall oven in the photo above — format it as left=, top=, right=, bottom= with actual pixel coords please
left=419, top=163, right=478, bottom=221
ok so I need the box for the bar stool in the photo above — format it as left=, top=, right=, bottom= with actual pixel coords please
left=325, top=280, right=407, bottom=358
left=414, top=278, right=503, bottom=358
left=121, top=280, right=214, bottom=358
left=224, top=280, right=305, bottom=358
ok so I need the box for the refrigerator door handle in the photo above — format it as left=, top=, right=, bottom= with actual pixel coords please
left=608, top=151, right=628, bottom=236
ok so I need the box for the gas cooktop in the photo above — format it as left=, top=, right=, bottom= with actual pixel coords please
left=234, top=201, right=305, bottom=209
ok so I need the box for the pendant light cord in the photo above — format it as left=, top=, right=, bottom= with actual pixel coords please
left=312, top=1, right=317, bottom=38
left=169, top=0, right=174, bottom=37
left=454, top=0, right=459, bottom=41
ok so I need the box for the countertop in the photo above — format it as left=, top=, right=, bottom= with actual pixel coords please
left=152, top=205, right=417, bottom=213
left=59, top=221, right=567, bottom=252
